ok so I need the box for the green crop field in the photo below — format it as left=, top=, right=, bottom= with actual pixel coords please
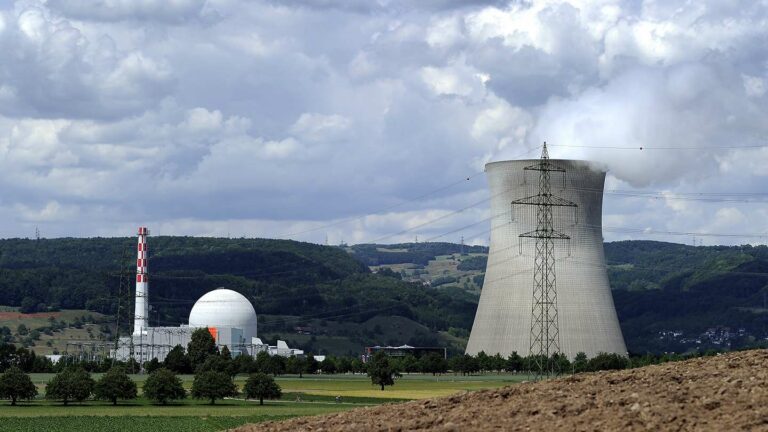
left=271, top=373, right=526, bottom=399
left=0, top=373, right=522, bottom=431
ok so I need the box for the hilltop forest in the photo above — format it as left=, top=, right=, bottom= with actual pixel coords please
left=0, top=237, right=477, bottom=354
left=1, top=237, right=768, bottom=355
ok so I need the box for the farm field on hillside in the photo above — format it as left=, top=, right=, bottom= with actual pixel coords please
left=0, top=308, right=110, bottom=355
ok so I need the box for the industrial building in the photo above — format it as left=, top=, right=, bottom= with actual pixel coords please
left=363, top=345, right=447, bottom=362
left=113, top=227, right=303, bottom=363
left=465, top=157, right=627, bottom=359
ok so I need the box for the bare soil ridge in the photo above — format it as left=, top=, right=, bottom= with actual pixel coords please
left=234, top=349, right=768, bottom=431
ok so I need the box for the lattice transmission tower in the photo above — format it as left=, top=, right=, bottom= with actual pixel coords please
left=512, top=142, right=577, bottom=380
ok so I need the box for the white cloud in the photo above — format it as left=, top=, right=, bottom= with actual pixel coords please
left=743, top=74, right=767, bottom=98
left=290, top=113, right=351, bottom=142
left=0, top=0, right=765, bottom=245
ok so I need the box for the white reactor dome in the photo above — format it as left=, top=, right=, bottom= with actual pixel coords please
left=188, top=288, right=258, bottom=340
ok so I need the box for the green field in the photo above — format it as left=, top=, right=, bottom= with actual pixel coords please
left=0, top=373, right=523, bottom=431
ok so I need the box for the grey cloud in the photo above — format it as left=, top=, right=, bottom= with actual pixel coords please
left=0, top=0, right=766, bottom=246
left=0, top=6, right=175, bottom=119
left=273, top=0, right=510, bottom=14
left=47, top=0, right=210, bottom=23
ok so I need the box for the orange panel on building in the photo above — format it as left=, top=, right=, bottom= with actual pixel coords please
left=208, top=327, right=217, bottom=341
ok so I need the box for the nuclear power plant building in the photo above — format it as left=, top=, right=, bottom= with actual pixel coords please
left=113, top=227, right=303, bottom=363
left=465, top=158, right=627, bottom=359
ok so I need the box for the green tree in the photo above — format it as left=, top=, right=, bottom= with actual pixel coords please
left=45, top=368, right=94, bottom=405
left=285, top=355, right=304, bottom=377
left=335, top=356, right=352, bottom=374
left=144, top=358, right=162, bottom=374
left=303, top=354, right=319, bottom=375
left=244, top=373, right=282, bottom=405
left=476, top=351, right=491, bottom=372
left=233, top=353, right=256, bottom=374
left=586, top=353, right=629, bottom=372
left=94, top=366, right=137, bottom=405
left=367, top=351, right=400, bottom=391
left=0, top=366, right=37, bottom=405
left=419, top=353, right=448, bottom=376
left=572, top=352, right=588, bottom=373
left=265, top=355, right=286, bottom=376
left=191, top=370, right=237, bottom=405
left=350, top=358, right=365, bottom=374
left=450, top=354, right=479, bottom=376
left=398, top=355, right=420, bottom=373
left=490, top=354, right=506, bottom=373
left=254, top=351, right=270, bottom=373
left=320, top=357, right=337, bottom=374
left=187, top=328, right=217, bottom=369
left=220, top=345, right=232, bottom=360
left=20, top=297, right=38, bottom=314
left=551, top=353, right=571, bottom=373
left=506, top=352, right=523, bottom=372
left=142, top=368, right=186, bottom=405
left=164, top=345, right=191, bottom=374
left=198, top=355, right=236, bottom=377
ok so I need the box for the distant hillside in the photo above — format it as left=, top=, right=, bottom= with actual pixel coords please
left=2, top=237, right=768, bottom=356
left=352, top=240, right=768, bottom=354
left=0, top=237, right=476, bottom=355
left=350, top=242, right=488, bottom=266
left=605, top=241, right=768, bottom=353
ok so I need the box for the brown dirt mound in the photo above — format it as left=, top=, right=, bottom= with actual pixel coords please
left=234, top=350, right=768, bottom=432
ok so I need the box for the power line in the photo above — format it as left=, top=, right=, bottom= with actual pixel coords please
left=275, top=146, right=542, bottom=241
left=548, top=144, right=768, bottom=150
left=274, top=172, right=484, bottom=240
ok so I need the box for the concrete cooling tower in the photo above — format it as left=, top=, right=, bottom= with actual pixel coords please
left=465, top=157, right=627, bottom=359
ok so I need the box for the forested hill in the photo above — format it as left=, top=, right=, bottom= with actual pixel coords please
left=3, top=237, right=768, bottom=355
left=349, top=240, right=768, bottom=354
left=605, top=241, right=768, bottom=353
left=0, top=237, right=477, bottom=352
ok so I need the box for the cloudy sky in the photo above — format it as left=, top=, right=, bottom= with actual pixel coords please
left=0, top=0, right=766, bottom=245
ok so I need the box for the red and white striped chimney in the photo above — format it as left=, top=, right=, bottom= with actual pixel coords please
left=133, top=227, right=150, bottom=335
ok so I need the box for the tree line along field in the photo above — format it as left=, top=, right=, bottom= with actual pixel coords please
left=0, top=328, right=525, bottom=432
left=0, top=373, right=521, bottom=432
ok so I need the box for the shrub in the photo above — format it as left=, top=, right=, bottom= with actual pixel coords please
left=164, top=345, right=191, bottom=374
left=0, top=366, right=37, bottom=405
left=143, top=368, right=185, bottom=405
left=94, top=366, right=137, bottom=405
left=191, top=371, right=237, bottom=405
left=586, top=352, right=629, bottom=372
left=367, top=351, right=401, bottom=390
left=244, top=373, right=282, bottom=405
left=45, top=368, right=94, bottom=405
left=187, top=329, right=217, bottom=370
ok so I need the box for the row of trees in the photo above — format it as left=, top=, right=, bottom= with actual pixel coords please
left=0, top=335, right=725, bottom=379
left=0, top=365, right=282, bottom=406
left=322, top=350, right=724, bottom=377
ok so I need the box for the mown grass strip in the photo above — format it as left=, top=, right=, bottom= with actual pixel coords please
left=0, top=415, right=294, bottom=432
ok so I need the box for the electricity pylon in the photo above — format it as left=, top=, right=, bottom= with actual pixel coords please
left=512, top=142, right=577, bottom=380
